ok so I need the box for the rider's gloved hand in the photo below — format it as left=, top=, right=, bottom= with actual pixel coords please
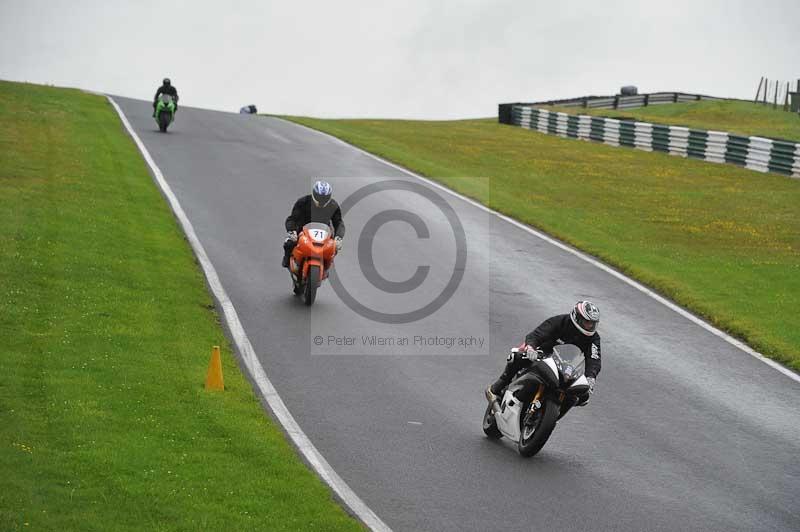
left=524, top=345, right=542, bottom=360
left=286, top=231, right=298, bottom=242
left=576, top=378, right=595, bottom=407
left=334, top=236, right=343, bottom=252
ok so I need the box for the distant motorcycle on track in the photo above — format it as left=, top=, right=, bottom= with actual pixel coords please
left=155, top=94, right=176, bottom=132
left=483, top=346, right=591, bottom=457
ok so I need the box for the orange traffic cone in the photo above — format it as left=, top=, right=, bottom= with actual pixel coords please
left=205, top=345, right=224, bottom=390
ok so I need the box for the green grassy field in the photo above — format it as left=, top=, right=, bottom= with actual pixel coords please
left=0, top=81, right=362, bottom=531
left=285, top=115, right=800, bottom=371
left=546, top=99, right=800, bottom=142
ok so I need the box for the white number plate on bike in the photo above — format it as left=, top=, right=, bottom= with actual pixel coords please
left=310, top=229, right=328, bottom=242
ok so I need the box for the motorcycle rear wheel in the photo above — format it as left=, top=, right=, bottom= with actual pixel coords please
left=482, top=403, right=502, bottom=439
left=517, top=398, right=559, bottom=457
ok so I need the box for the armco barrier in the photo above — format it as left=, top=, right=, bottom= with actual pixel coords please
left=517, top=91, right=728, bottom=111
left=504, top=105, right=800, bottom=178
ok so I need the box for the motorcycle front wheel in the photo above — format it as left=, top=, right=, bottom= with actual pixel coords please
left=517, top=398, right=559, bottom=457
left=158, top=110, right=170, bottom=132
left=304, top=265, right=320, bottom=306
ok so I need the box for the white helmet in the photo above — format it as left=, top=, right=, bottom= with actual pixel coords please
left=312, top=180, right=333, bottom=207
left=570, top=300, right=600, bottom=336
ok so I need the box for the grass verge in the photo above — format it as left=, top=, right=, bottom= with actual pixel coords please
left=546, top=99, right=800, bottom=142
left=0, top=80, right=362, bottom=531
left=284, top=115, right=800, bottom=371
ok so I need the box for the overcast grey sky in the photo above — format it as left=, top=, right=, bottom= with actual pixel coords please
left=1, top=0, right=798, bottom=118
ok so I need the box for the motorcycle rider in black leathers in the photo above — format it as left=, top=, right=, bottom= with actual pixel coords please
left=282, top=180, right=345, bottom=268
left=153, top=77, right=179, bottom=116
left=486, top=301, right=602, bottom=406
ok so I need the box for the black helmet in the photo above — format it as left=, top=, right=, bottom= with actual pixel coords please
left=163, top=78, right=171, bottom=86
left=570, top=300, right=600, bottom=336
left=312, top=180, right=333, bottom=207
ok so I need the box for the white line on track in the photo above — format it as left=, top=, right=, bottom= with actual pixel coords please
left=281, top=118, right=800, bottom=386
left=107, top=97, right=392, bottom=532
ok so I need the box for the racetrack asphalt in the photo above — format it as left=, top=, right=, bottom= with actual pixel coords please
left=113, top=97, right=800, bottom=532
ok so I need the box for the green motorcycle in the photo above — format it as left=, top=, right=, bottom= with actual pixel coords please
left=154, top=94, right=176, bottom=132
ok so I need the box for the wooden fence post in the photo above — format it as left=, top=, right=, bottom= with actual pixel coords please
left=796, top=80, right=800, bottom=115
left=774, top=80, right=779, bottom=110
left=754, top=76, right=764, bottom=103
left=784, top=82, right=790, bottom=112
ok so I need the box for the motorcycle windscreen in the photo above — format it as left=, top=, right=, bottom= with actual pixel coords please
left=303, top=222, right=332, bottom=243
left=160, top=94, right=173, bottom=104
left=551, top=344, right=585, bottom=384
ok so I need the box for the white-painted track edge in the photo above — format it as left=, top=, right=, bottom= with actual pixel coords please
left=106, top=96, right=392, bottom=532
left=280, top=118, right=800, bottom=386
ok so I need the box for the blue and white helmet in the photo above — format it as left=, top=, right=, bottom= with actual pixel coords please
left=312, top=180, right=333, bottom=207
left=570, top=300, right=600, bottom=336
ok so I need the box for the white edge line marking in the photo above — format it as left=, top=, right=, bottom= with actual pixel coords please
left=107, top=97, right=392, bottom=532
left=277, top=117, right=800, bottom=386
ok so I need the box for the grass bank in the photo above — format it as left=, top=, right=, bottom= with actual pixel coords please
left=546, top=99, right=800, bottom=142
left=284, top=115, right=800, bottom=371
left=0, top=80, right=362, bottom=531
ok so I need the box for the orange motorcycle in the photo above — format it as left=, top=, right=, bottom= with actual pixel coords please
left=289, top=222, right=337, bottom=305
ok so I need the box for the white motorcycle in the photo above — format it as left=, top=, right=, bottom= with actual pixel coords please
left=482, top=346, right=591, bottom=457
